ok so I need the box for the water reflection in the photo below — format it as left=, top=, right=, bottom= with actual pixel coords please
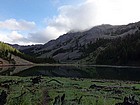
left=0, top=66, right=140, bottom=81
left=0, top=66, right=33, bottom=76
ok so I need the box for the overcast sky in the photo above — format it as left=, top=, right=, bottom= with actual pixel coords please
left=0, top=0, right=140, bottom=45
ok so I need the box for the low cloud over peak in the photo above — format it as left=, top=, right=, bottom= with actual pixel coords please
left=0, top=0, right=96, bottom=45
left=28, top=0, right=96, bottom=44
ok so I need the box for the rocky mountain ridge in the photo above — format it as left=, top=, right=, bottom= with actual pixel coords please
left=11, top=21, right=140, bottom=63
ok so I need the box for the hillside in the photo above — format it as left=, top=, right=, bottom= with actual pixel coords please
left=78, top=30, right=140, bottom=66
left=0, top=42, right=33, bottom=65
left=11, top=21, right=140, bottom=65
left=0, top=42, right=56, bottom=65
left=95, top=31, right=140, bottom=65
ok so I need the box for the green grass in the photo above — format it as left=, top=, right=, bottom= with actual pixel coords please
left=0, top=76, right=140, bottom=105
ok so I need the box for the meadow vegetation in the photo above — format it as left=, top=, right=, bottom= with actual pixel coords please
left=0, top=76, right=139, bottom=105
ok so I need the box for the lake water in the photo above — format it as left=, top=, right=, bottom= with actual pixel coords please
left=0, top=65, right=140, bottom=81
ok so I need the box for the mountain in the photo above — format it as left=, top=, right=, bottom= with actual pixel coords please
left=11, top=21, right=140, bottom=65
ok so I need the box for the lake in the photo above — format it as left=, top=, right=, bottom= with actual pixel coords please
left=0, top=65, right=140, bottom=81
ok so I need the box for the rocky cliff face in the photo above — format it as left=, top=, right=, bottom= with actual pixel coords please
left=12, top=21, right=140, bottom=62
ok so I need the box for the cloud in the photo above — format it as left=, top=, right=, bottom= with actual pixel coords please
left=94, top=0, right=140, bottom=25
left=0, top=19, right=36, bottom=31
left=0, top=19, right=37, bottom=45
left=9, top=31, right=27, bottom=42
left=28, top=0, right=96, bottom=43
left=0, top=32, right=12, bottom=42
left=0, top=31, right=32, bottom=45
left=49, top=0, right=96, bottom=32
left=28, top=26, right=66, bottom=43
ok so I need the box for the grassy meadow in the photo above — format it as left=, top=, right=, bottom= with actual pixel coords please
left=0, top=76, right=140, bottom=105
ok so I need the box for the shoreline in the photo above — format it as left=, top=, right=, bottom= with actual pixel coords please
left=1, top=63, right=140, bottom=69
left=0, top=64, right=34, bottom=67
